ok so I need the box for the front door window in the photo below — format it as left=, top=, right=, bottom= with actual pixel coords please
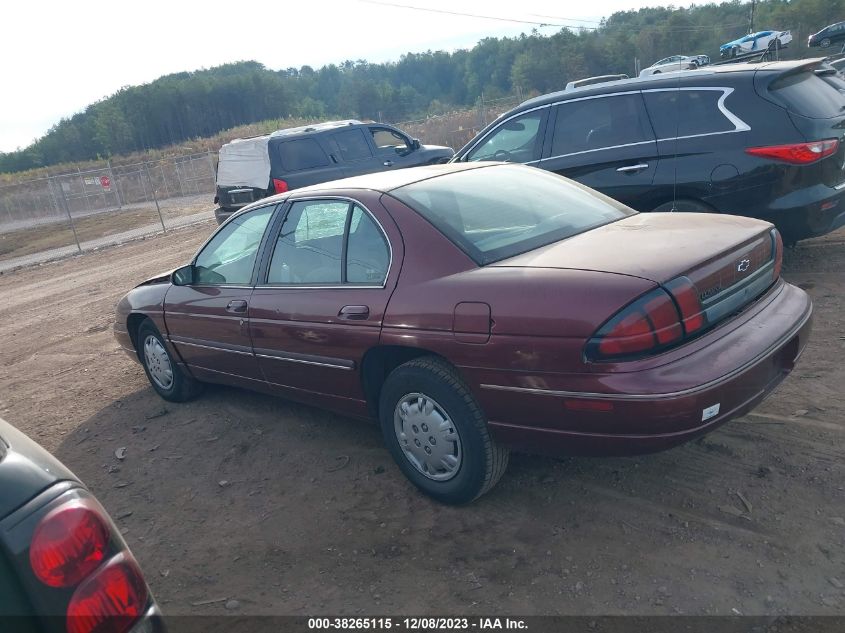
left=194, top=207, right=274, bottom=285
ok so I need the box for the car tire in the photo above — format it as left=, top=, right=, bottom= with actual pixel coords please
left=137, top=320, right=203, bottom=402
left=652, top=199, right=716, bottom=213
left=821, top=38, right=831, bottom=48
left=378, top=357, right=509, bottom=504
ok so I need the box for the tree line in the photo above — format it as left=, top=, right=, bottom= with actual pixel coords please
left=2, top=0, right=844, bottom=174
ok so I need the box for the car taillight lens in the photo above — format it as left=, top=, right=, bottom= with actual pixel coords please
left=29, top=501, right=110, bottom=588
left=772, top=228, right=783, bottom=279
left=272, top=178, right=289, bottom=193
left=664, top=276, right=707, bottom=335
left=745, top=139, right=839, bottom=164
left=587, top=289, right=683, bottom=360
left=67, top=554, right=149, bottom=633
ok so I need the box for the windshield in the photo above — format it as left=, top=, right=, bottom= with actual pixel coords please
left=390, top=165, right=635, bottom=265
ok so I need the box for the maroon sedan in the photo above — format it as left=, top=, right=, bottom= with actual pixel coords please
left=114, top=163, right=812, bottom=504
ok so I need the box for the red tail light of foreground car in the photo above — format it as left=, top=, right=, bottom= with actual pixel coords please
left=587, top=228, right=785, bottom=362
left=28, top=496, right=150, bottom=633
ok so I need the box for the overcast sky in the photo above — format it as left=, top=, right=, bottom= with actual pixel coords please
left=0, top=0, right=656, bottom=153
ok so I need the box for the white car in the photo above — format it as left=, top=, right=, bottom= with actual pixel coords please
left=639, top=55, right=709, bottom=77
left=720, top=30, right=792, bottom=58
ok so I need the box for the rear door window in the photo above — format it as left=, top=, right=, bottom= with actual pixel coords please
left=278, top=138, right=331, bottom=171
left=332, top=129, right=373, bottom=161
left=643, top=89, right=736, bottom=138
left=768, top=72, right=845, bottom=119
left=551, top=94, right=653, bottom=156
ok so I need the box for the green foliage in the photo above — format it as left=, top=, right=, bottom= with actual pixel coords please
left=1, top=0, right=842, bottom=174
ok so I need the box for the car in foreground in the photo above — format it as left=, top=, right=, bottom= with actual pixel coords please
left=115, top=163, right=812, bottom=504
left=450, top=58, right=845, bottom=244
left=639, top=54, right=709, bottom=76
left=213, top=120, right=453, bottom=224
left=720, top=30, right=792, bottom=58
left=809, top=21, right=845, bottom=49
left=0, top=416, right=162, bottom=632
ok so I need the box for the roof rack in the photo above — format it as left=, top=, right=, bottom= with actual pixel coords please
left=565, top=74, right=629, bottom=91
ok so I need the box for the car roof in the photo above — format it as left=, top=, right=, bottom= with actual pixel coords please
left=269, top=119, right=365, bottom=139
left=290, top=162, right=491, bottom=196
left=515, top=57, right=816, bottom=110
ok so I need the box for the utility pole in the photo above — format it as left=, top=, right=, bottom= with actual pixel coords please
left=749, top=0, right=756, bottom=34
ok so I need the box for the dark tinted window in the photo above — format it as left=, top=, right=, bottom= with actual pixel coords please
left=392, top=165, right=633, bottom=265
left=466, top=110, right=545, bottom=163
left=277, top=138, right=330, bottom=171
left=551, top=94, right=653, bottom=155
left=643, top=89, right=735, bottom=138
left=769, top=72, right=845, bottom=119
left=332, top=129, right=372, bottom=161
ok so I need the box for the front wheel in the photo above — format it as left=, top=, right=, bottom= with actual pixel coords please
left=821, top=37, right=832, bottom=48
left=138, top=320, right=203, bottom=402
left=379, top=357, right=509, bottom=504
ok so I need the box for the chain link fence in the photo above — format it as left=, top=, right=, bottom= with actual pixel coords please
left=0, top=94, right=523, bottom=273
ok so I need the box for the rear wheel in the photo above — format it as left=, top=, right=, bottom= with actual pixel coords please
left=652, top=199, right=716, bottom=213
left=378, top=357, right=509, bottom=504
left=138, top=320, right=202, bottom=402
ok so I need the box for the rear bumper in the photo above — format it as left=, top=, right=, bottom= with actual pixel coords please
left=213, top=207, right=234, bottom=225
left=476, top=281, right=812, bottom=456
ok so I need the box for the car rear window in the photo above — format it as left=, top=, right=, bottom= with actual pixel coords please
left=278, top=138, right=331, bottom=171
left=390, top=165, right=634, bottom=265
left=768, top=71, right=845, bottom=119
left=643, top=89, right=736, bottom=138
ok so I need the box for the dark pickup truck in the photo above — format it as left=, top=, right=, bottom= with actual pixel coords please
left=0, top=416, right=162, bottom=633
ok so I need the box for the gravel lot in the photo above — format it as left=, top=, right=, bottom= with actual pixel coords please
left=0, top=220, right=843, bottom=616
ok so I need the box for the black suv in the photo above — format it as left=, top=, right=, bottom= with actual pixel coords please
left=214, top=120, right=453, bottom=224
left=451, top=59, right=845, bottom=243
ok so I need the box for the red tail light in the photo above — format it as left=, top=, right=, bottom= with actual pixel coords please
left=272, top=178, right=289, bottom=193
left=29, top=501, right=110, bottom=588
left=587, top=289, right=683, bottom=360
left=772, top=229, right=783, bottom=279
left=745, top=139, right=839, bottom=164
left=664, top=277, right=706, bottom=335
left=67, top=554, right=149, bottom=633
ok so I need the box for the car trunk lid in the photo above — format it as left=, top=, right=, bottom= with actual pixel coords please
left=493, top=213, right=780, bottom=334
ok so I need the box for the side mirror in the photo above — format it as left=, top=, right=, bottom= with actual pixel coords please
left=171, top=264, right=195, bottom=286
left=411, top=138, right=421, bottom=150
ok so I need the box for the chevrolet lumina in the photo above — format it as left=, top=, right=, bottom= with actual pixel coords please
left=114, top=163, right=812, bottom=504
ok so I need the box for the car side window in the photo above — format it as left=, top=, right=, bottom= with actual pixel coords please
left=370, top=127, right=411, bottom=154
left=465, top=110, right=545, bottom=163
left=267, top=200, right=389, bottom=286
left=643, top=90, right=735, bottom=139
left=332, top=129, right=373, bottom=161
left=550, top=94, right=652, bottom=156
left=194, top=207, right=274, bottom=285
left=278, top=138, right=331, bottom=171
left=346, top=206, right=389, bottom=284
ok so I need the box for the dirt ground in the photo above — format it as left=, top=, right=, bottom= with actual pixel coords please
left=0, top=220, right=844, bottom=616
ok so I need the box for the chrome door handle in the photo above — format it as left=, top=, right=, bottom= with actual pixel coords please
left=226, top=300, right=248, bottom=314
left=339, top=305, right=369, bottom=320
left=383, top=161, right=394, bottom=167
left=616, top=163, right=649, bottom=173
